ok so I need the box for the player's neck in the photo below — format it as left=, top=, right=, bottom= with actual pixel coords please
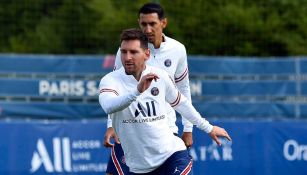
left=152, top=36, right=165, bottom=49
left=133, top=66, right=146, bottom=81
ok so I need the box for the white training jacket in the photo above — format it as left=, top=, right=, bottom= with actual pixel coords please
left=107, top=34, right=193, bottom=133
left=99, top=66, right=213, bottom=173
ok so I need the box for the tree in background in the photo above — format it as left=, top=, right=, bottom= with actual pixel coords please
left=0, top=0, right=101, bottom=54
left=163, top=0, right=307, bottom=56
left=0, top=0, right=306, bottom=56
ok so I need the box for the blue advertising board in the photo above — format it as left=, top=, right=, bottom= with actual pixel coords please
left=0, top=119, right=306, bottom=175
left=0, top=119, right=109, bottom=175
left=1, top=54, right=307, bottom=119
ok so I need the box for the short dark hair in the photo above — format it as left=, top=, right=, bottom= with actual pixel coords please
left=138, top=3, right=165, bottom=19
left=120, top=28, right=149, bottom=50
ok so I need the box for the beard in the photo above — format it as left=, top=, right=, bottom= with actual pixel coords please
left=124, top=64, right=135, bottom=75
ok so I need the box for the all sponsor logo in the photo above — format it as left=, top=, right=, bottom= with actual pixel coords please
left=134, top=101, right=157, bottom=117
left=30, top=138, right=106, bottom=173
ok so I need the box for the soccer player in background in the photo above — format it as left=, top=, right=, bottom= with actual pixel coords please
left=104, top=3, right=194, bottom=175
left=99, top=28, right=231, bottom=175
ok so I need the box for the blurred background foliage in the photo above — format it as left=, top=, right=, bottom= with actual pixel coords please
left=0, top=0, right=306, bottom=56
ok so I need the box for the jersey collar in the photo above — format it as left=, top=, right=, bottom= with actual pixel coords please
left=148, top=34, right=168, bottom=50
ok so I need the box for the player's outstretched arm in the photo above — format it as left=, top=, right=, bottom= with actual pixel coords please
left=175, top=46, right=194, bottom=147
left=164, top=72, right=232, bottom=145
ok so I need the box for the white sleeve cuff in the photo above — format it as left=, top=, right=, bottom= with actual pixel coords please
left=107, top=115, right=112, bottom=128
left=204, top=123, right=214, bottom=133
left=183, top=126, right=193, bottom=132
left=196, top=119, right=213, bottom=133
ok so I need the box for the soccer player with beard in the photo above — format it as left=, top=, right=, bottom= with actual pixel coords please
left=99, top=28, right=231, bottom=175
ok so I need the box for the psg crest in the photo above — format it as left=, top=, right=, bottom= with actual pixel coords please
left=164, top=59, right=172, bottom=67
left=151, top=87, right=159, bottom=96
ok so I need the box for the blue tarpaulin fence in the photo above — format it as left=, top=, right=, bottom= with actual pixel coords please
left=0, top=54, right=307, bottom=119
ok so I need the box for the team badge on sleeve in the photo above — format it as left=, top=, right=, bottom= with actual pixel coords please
left=164, top=59, right=172, bottom=67
left=151, top=87, right=159, bottom=96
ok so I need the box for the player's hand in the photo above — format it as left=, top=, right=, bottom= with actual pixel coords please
left=103, top=127, right=120, bottom=147
left=137, top=73, right=159, bottom=93
left=181, top=132, right=193, bottom=147
left=209, top=126, right=232, bottom=146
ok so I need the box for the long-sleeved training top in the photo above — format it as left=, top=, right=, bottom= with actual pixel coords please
left=99, top=65, right=213, bottom=173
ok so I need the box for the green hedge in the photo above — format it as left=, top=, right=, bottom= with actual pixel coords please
left=0, top=0, right=306, bottom=56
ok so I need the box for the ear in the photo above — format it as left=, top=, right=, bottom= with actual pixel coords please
left=144, top=49, right=150, bottom=61
left=161, top=18, right=167, bottom=29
